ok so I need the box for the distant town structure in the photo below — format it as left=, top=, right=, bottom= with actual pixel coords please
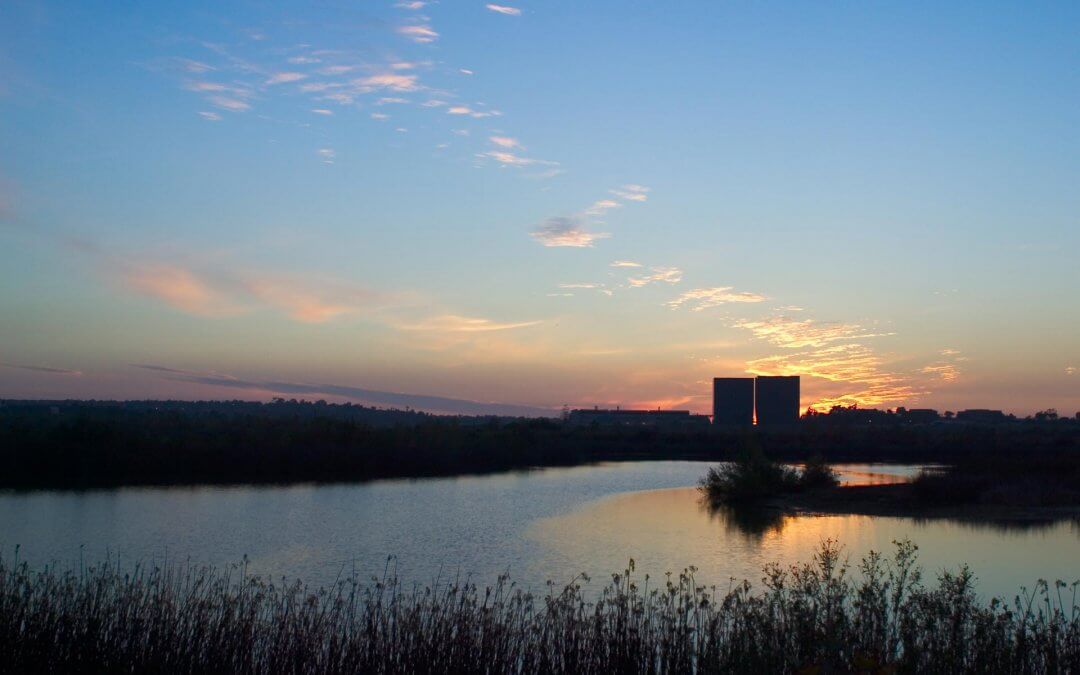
left=956, top=409, right=1007, bottom=424
left=711, top=375, right=801, bottom=428
left=565, top=407, right=710, bottom=430
left=897, top=408, right=940, bottom=424
left=755, top=376, right=801, bottom=428
left=712, top=378, right=754, bottom=428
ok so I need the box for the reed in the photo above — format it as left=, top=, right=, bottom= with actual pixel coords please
left=1, top=541, right=1077, bottom=674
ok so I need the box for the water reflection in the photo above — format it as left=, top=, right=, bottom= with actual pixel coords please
left=699, top=500, right=787, bottom=540
left=1, top=462, right=1077, bottom=601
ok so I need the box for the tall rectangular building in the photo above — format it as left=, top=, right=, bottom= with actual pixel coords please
left=755, top=376, right=800, bottom=428
left=712, top=377, right=754, bottom=427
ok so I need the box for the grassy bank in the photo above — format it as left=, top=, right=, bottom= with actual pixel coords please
left=1, top=542, right=1078, bottom=673
left=2, top=401, right=1078, bottom=490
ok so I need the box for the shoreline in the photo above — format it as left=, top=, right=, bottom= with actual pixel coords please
left=769, top=482, right=1080, bottom=523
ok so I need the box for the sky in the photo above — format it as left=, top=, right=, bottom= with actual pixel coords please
left=0, top=0, right=1078, bottom=416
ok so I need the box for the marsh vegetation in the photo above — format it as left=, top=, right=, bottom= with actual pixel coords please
left=1, top=541, right=1077, bottom=673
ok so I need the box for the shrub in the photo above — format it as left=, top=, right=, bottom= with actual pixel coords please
left=698, top=445, right=801, bottom=503
left=800, top=454, right=840, bottom=489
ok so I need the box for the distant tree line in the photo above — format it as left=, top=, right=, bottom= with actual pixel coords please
left=0, top=399, right=1077, bottom=490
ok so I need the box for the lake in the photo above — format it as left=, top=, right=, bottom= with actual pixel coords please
left=2, top=461, right=1077, bottom=601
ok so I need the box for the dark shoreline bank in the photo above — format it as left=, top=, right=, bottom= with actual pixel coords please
left=2, top=400, right=1078, bottom=492
left=771, top=482, right=1080, bottom=523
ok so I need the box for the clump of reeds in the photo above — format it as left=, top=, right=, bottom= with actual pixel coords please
left=0, top=541, right=1077, bottom=674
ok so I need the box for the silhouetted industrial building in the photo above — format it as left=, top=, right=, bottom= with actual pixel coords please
left=897, top=408, right=940, bottom=424
left=754, top=376, right=801, bottom=428
left=956, top=409, right=1007, bottom=424
left=566, top=408, right=710, bottom=430
left=712, top=378, right=754, bottom=428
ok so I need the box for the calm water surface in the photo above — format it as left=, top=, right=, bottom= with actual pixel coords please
left=2, top=462, right=1077, bottom=600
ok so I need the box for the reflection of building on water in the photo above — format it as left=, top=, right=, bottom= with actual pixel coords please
left=565, top=407, right=711, bottom=430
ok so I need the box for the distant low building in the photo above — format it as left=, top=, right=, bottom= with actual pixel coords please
left=566, top=408, right=711, bottom=430
left=956, top=409, right=1007, bottom=424
left=898, top=408, right=940, bottom=424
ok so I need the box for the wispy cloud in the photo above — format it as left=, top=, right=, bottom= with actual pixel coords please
left=557, top=282, right=613, bottom=296
left=733, top=316, right=889, bottom=348
left=485, top=4, right=522, bottom=16
left=610, top=184, right=650, bottom=202
left=319, top=65, right=358, bottom=75
left=243, top=278, right=372, bottom=323
left=448, top=105, right=502, bottom=118
left=317, top=148, right=335, bottom=164
left=209, top=96, right=251, bottom=112
left=530, top=184, right=651, bottom=247
left=311, top=108, right=333, bottom=115
left=919, top=363, right=961, bottom=382
left=489, top=135, right=522, bottom=149
left=733, top=314, right=922, bottom=410
left=198, top=111, right=222, bottom=121
left=530, top=217, right=610, bottom=248
left=266, top=71, right=307, bottom=85
left=134, top=366, right=553, bottom=417
left=478, top=150, right=557, bottom=166
left=122, top=264, right=240, bottom=317
left=610, top=260, right=642, bottom=268
left=398, top=24, right=439, bottom=44
left=395, top=1, right=426, bottom=9
left=627, top=266, right=682, bottom=288
left=395, top=314, right=542, bottom=332
left=178, top=58, right=214, bottom=73
left=585, top=199, right=622, bottom=216
left=356, top=73, right=420, bottom=92
left=667, top=287, right=767, bottom=311
left=117, top=260, right=390, bottom=324
left=2, top=363, right=82, bottom=376
left=746, top=344, right=918, bottom=410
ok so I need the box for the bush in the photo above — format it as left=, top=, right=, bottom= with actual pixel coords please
left=699, top=449, right=838, bottom=504
left=800, top=454, right=840, bottom=489
left=698, top=445, right=801, bottom=503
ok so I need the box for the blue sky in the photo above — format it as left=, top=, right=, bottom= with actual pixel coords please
left=1, top=0, right=1078, bottom=415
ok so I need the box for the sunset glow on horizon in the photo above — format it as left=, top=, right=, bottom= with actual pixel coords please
left=1, top=1, right=1077, bottom=416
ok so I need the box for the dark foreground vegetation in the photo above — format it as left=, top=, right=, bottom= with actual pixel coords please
left=1, top=400, right=1078, bottom=490
left=2, top=541, right=1077, bottom=674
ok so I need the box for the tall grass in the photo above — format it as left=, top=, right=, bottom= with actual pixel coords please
left=1, top=541, right=1077, bottom=673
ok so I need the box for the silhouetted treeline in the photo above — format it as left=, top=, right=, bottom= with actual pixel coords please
left=1, top=400, right=1078, bottom=490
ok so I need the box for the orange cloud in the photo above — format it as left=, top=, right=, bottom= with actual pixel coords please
left=734, top=316, right=889, bottom=348
left=123, top=264, right=240, bottom=316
